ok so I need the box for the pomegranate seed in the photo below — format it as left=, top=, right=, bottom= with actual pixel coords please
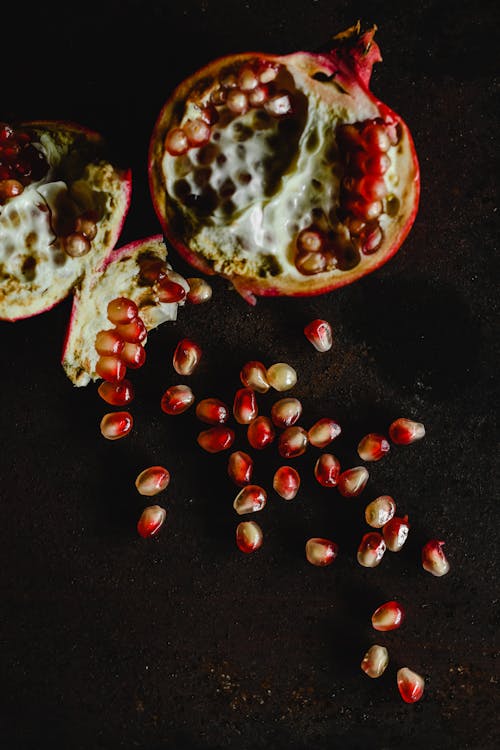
left=372, top=601, right=405, bottom=631
left=337, top=466, right=369, bottom=497
left=116, top=318, right=147, bottom=344
left=357, top=433, right=391, bottom=462
left=137, top=505, right=167, bottom=538
left=195, top=398, right=229, bottom=425
left=236, top=520, right=263, bottom=553
left=360, top=224, right=383, bottom=254
left=186, top=277, right=212, bottom=304
left=304, top=319, right=333, bottom=352
left=0, top=178, right=23, bottom=202
left=157, top=277, right=187, bottom=303
left=240, top=361, right=270, bottom=393
left=100, top=411, right=133, bottom=440
left=247, top=416, right=275, bottom=450
left=365, top=152, right=391, bottom=175
left=98, top=379, right=134, bottom=406
left=228, top=451, right=253, bottom=487
left=197, top=425, right=235, bottom=453
left=120, top=342, right=146, bottom=369
left=278, top=426, right=308, bottom=458
left=422, top=539, right=450, bottom=577
left=226, top=89, right=249, bottom=114
left=296, top=229, right=324, bottom=254
left=308, top=418, right=341, bottom=448
left=265, top=91, right=293, bottom=117
left=135, top=466, right=170, bottom=496
left=295, top=250, right=327, bottom=275
left=362, top=122, right=392, bottom=152
left=160, top=384, right=195, bottom=414
left=74, top=211, right=98, bottom=240
left=358, top=175, right=387, bottom=202
left=107, top=296, right=138, bottom=325
left=233, top=387, right=258, bottom=424
left=173, top=338, right=202, bottom=376
left=314, top=453, right=341, bottom=487
left=397, top=668, right=425, bottom=704
left=238, top=67, right=259, bottom=91
left=258, top=62, right=279, bottom=83
left=305, top=538, right=338, bottom=566
left=248, top=85, right=268, bottom=107
left=199, top=104, right=219, bottom=125
left=139, top=258, right=168, bottom=284
left=365, top=495, right=396, bottom=528
left=184, top=118, right=211, bottom=147
left=273, top=466, right=300, bottom=500
left=357, top=532, right=386, bottom=568
left=270, top=397, right=302, bottom=428
left=63, top=232, right=91, bottom=258
left=164, top=127, right=189, bottom=156
left=389, top=417, right=426, bottom=445
left=361, top=645, right=389, bottom=678
left=95, top=355, right=127, bottom=383
left=233, top=484, right=267, bottom=515
left=266, top=362, right=297, bottom=392
left=94, top=329, right=125, bottom=356
left=383, top=515, right=410, bottom=552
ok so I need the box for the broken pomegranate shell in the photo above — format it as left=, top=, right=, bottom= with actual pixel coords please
left=0, top=120, right=131, bottom=320
left=149, top=24, right=419, bottom=303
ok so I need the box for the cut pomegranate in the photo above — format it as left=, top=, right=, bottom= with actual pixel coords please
left=383, top=515, right=410, bottom=552
left=278, top=426, right=308, bottom=458
left=247, top=416, right=275, bottom=450
left=389, top=417, right=426, bottom=445
left=337, top=466, right=369, bottom=497
left=236, top=520, right=263, bottom=553
left=197, top=425, right=235, bottom=453
left=314, top=453, right=341, bottom=488
left=273, top=466, right=300, bottom=500
left=137, top=505, right=167, bottom=538
left=397, top=668, right=425, bottom=704
left=307, top=418, right=341, bottom=448
left=304, top=319, right=333, bottom=352
left=361, top=645, right=389, bottom=678
left=135, top=466, right=170, bottom=496
left=173, top=338, right=202, bottom=375
left=357, top=433, right=390, bottom=462
left=100, top=411, right=133, bottom=440
left=97, top=379, right=134, bottom=406
left=422, top=539, right=450, bottom=577
left=365, top=495, right=396, bottom=528
left=233, top=485, right=267, bottom=515
left=357, top=532, right=386, bottom=567
left=240, top=361, right=270, bottom=393
left=305, top=537, right=338, bottom=566
left=160, top=384, right=195, bottom=414
left=371, top=601, right=405, bottom=631
left=195, top=398, right=229, bottom=424
left=228, top=450, right=254, bottom=487
left=186, top=277, right=212, bottom=304
left=266, top=363, right=297, bottom=392
left=233, top=387, right=258, bottom=424
left=270, top=397, right=302, bottom=429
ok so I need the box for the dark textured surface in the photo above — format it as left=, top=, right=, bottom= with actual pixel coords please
left=1, top=1, right=499, bottom=748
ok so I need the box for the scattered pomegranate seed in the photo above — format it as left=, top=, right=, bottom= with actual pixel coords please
left=94, top=329, right=125, bottom=356
left=397, top=668, right=425, bottom=704
left=278, top=426, right=308, bottom=458
left=197, top=425, right=235, bottom=453
left=186, top=277, right=212, bottom=304
left=236, top=520, right=263, bottom=553
left=372, top=601, right=405, bottom=631
left=160, top=384, right=195, bottom=414
left=273, top=466, right=300, bottom=500
left=100, top=411, right=133, bottom=440
left=383, top=515, right=410, bottom=552
left=95, top=355, right=127, bottom=383
left=233, top=387, right=258, bottom=424
left=137, top=505, right=167, bottom=538
left=361, top=645, right=389, bottom=678
left=157, top=277, right=187, bottom=303
left=307, top=418, right=341, bottom=448
left=164, top=127, right=189, bottom=156
left=389, top=417, right=426, bottom=445
left=195, top=398, right=229, bottom=425
left=357, top=532, right=386, bottom=568
left=314, top=453, right=341, bottom=487
left=107, top=296, right=139, bottom=325
left=233, top=485, right=267, bottom=515
left=422, top=539, right=450, bottom=577
left=337, top=466, right=369, bottom=497
left=184, top=118, right=211, bottom=147
left=270, top=397, right=302, bottom=428
left=227, top=451, right=253, bottom=487
left=357, top=433, right=391, bottom=462
left=240, top=361, right=270, bottom=393
left=303, top=319, right=333, bottom=352
left=266, top=362, right=297, bottom=392
left=305, top=538, right=338, bottom=566
left=116, top=318, right=147, bottom=344
left=173, top=338, right=202, bottom=375
left=365, top=495, right=396, bottom=528
left=97, top=379, right=134, bottom=406
left=63, top=232, right=91, bottom=258
left=120, top=342, right=146, bottom=369
left=247, top=416, right=275, bottom=450
left=135, top=466, right=170, bottom=496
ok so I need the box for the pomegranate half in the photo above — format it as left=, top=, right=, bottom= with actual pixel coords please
left=0, top=120, right=131, bottom=320
left=149, top=24, right=420, bottom=304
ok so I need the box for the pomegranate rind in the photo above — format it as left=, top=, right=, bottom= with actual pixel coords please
left=0, top=120, right=131, bottom=321
left=61, top=235, right=188, bottom=386
left=148, top=25, right=419, bottom=304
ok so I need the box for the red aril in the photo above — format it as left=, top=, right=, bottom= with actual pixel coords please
left=270, top=397, right=302, bottom=429
left=197, top=425, right=235, bottom=453
left=337, top=466, right=369, bottom=497
left=247, top=416, right=275, bottom=450
left=135, top=466, right=171, bottom=496
left=233, top=485, right=267, bottom=515
left=236, top=521, right=263, bottom=553
left=195, top=398, right=229, bottom=424
left=364, top=495, right=396, bottom=528
left=120, top=342, right=146, bottom=369
left=227, top=451, right=254, bottom=487
left=361, top=645, right=389, bottom=679
left=303, top=319, right=333, bottom=352
left=357, top=433, right=390, bottom=462
left=371, top=601, right=405, bottom=631
left=107, top=296, right=138, bottom=325
left=389, top=417, right=426, bottom=445
left=267, top=363, right=297, bottom=392
left=173, top=338, right=202, bottom=375
left=422, top=539, right=450, bottom=577
left=240, top=361, right=270, bottom=393
left=137, top=505, right=167, bottom=538
left=233, top=387, right=258, bottom=424
left=278, top=426, right=308, bottom=458
left=383, top=515, right=410, bottom=552
left=116, top=318, right=147, bottom=344
left=94, top=329, right=125, bottom=356
left=397, top=668, right=425, bottom=704
left=95, top=355, right=127, bottom=383
left=314, top=454, right=341, bottom=488
left=100, top=411, right=133, bottom=440
left=160, top=384, right=195, bottom=414
left=98, top=379, right=134, bottom=406
left=273, top=466, right=300, bottom=500
left=307, top=418, right=341, bottom=448
left=186, top=277, right=212, bottom=304
left=357, top=532, right=386, bottom=567
left=305, top=538, right=338, bottom=566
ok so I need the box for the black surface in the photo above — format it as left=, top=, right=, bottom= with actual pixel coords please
left=1, top=1, right=499, bottom=748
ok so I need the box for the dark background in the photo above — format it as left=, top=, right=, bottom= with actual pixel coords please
left=1, top=1, right=499, bottom=748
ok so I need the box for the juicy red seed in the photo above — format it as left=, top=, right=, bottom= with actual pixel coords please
left=422, top=539, right=450, bottom=577
left=361, top=645, right=389, bottom=679
left=270, top=397, right=302, bottom=428
left=186, top=277, right=212, bottom=304
left=358, top=175, right=387, bottom=202
left=295, top=250, right=327, bottom=276
left=296, top=228, right=324, bottom=254
left=372, top=601, right=405, bottom=631
left=120, top=342, right=146, bottom=369
left=139, top=258, right=168, bottom=284
left=228, top=450, right=254, bottom=487
left=365, top=495, right=396, bottom=528
left=360, top=224, right=383, bottom=255
left=248, top=85, right=268, bottom=107
left=397, top=668, right=425, bottom=704
left=389, top=418, right=426, bottom=445
left=236, top=521, right=263, bottom=553
left=137, top=505, right=167, bottom=538
left=226, top=89, right=249, bottom=114
left=100, top=411, right=133, bottom=440
left=278, top=426, right=308, bottom=458
left=266, top=362, right=297, bottom=392
left=197, top=426, right=235, bottom=453
left=160, top=384, right=195, bottom=415
left=97, top=379, right=134, bottom=406
left=157, top=278, right=187, bottom=303
left=305, top=538, right=339, bottom=567
left=233, top=484, right=267, bottom=515
left=365, top=152, right=391, bottom=175
left=135, top=466, right=170, bottom=496
left=74, top=212, right=98, bottom=240
left=200, top=105, right=219, bottom=125
left=95, top=355, right=127, bottom=383
left=184, top=118, right=211, bottom=147
left=303, top=319, right=333, bottom=352
left=240, top=361, right=270, bottom=393
left=357, top=433, right=391, bottom=462
left=308, top=418, right=341, bottom=448
left=107, top=296, right=139, bottom=325
left=173, top=338, right=202, bottom=376
left=258, top=61, right=279, bottom=83
left=63, top=232, right=91, bottom=258
left=264, top=91, right=293, bottom=117
left=238, top=67, right=259, bottom=91
left=337, top=466, right=369, bottom=497
left=383, top=515, right=410, bottom=552
left=94, top=329, right=125, bottom=356
left=195, top=398, right=229, bottom=425
left=0, top=123, right=14, bottom=143
left=361, top=122, right=392, bottom=152
left=314, top=453, right=341, bottom=488
left=164, top=127, right=189, bottom=156
left=357, top=532, right=386, bottom=568
left=116, top=318, right=147, bottom=344
left=344, top=198, right=383, bottom=222
left=247, top=416, right=275, bottom=450
left=233, top=387, right=258, bottom=425
left=273, top=466, right=301, bottom=500
left=0, top=178, right=23, bottom=202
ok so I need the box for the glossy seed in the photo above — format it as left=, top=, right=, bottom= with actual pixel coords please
left=383, top=515, right=410, bottom=552
left=197, top=425, right=235, bottom=453
left=357, top=532, right=386, bottom=567
left=247, top=416, right=275, bottom=450
left=240, top=361, right=270, bottom=393
left=173, top=338, right=202, bottom=376
left=266, top=363, right=297, bottom=392
left=233, top=387, right=258, bottom=424
left=107, top=296, right=139, bottom=325
left=94, top=329, right=125, bottom=356
left=137, top=505, right=167, bottom=538
left=100, top=411, right=133, bottom=440
left=337, top=466, right=369, bottom=497
left=236, top=521, right=263, bottom=553
left=135, top=466, right=171, bottom=496
left=273, top=466, right=300, bottom=500
left=160, top=384, right=195, bottom=414
left=358, top=433, right=391, bottom=462
left=264, top=91, right=293, bottom=117
left=304, top=319, right=333, bottom=352
left=226, top=89, right=249, bottom=114
left=228, top=451, right=254, bottom=487
left=278, top=426, right=308, bottom=458
left=295, top=250, right=327, bottom=275
left=116, top=318, right=147, bottom=344
left=63, top=232, right=91, bottom=258
left=308, top=418, right=341, bottom=448
left=97, top=379, right=134, bottom=406
left=95, top=355, right=127, bottom=383
left=270, top=397, right=302, bottom=428
left=305, top=538, right=339, bottom=566
left=389, top=418, right=426, bottom=445
left=422, top=539, right=450, bottom=577
left=164, top=127, right=189, bottom=156
left=365, top=495, right=396, bottom=528
left=186, top=277, right=212, bottom=304
left=233, top=485, right=267, bottom=515
left=397, top=668, right=425, bottom=704
left=296, top=229, right=324, bottom=254
left=372, top=601, right=405, bottom=631
left=120, top=342, right=146, bottom=369
left=184, top=118, right=211, bottom=147
left=314, top=453, right=341, bottom=487
left=195, top=398, right=229, bottom=425
left=157, top=277, right=187, bottom=303
left=361, top=645, right=389, bottom=679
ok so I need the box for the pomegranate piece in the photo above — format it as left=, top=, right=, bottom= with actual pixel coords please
left=307, top=418, right=341, bottom=448
left=422, top=539, right=450, bottom=577
left=303, top=319, right=333, bottom=352
left=270, top=397, right=302, bottom=428
left=247, top=416, right=275, bottom=450
left=160, top=384, right=195, bottom=414
left=233, top=387, right=258, bottom=424
left=137, top=505, right=167, bottom=538
left=97, top=379, right=134, bottom=406
left=357, top=433, right=390, bottom=462
left=135, top=466, right=170, bottom=496
left=186, top=277, right=212, bottom=304
left=266, top=363, right=297, bottom=392
left=389, top=417, right=426, bottom=445
left=120, top=342, right=146, bottom=369
left=107, top=296, right=139, bottom=325
left=371, top=601, right=405, bottom=631
left=195, top=398, right=229, bottom=424
left=197, top=425, right=235, bottom=453
left=357, top=532, right=386, bottom=567
left=305, top=538, right=338, bottom=566
left=227, top=451, right=254, bottom=487
left=337, top=466, right=369, bottom=497
left=240, top=361, right=270, bottom=393
left=233, top=485, right=267, bottom=515
left=397, top=668, right=425, bottom=704
left=383, top=515, right=410, bottom=552
left=173, top=338, right=202, bottom=375
left=314, top=454, right=341, bottom=488
left=278, top=426, right=308, bottom=458
left=273, top=466, right=300, bottom=500
left=100, top=411, right=133, bottom=440
left=365, top=495, right=396, bottom=528
left=361, top=645, right=389, bottom=678
left=95, top=355, right=127, bottom=383
left=236, top=520, right=263, bottom=553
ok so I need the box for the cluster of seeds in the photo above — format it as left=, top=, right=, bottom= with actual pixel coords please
left=0, top=122, right=48, bottom=203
